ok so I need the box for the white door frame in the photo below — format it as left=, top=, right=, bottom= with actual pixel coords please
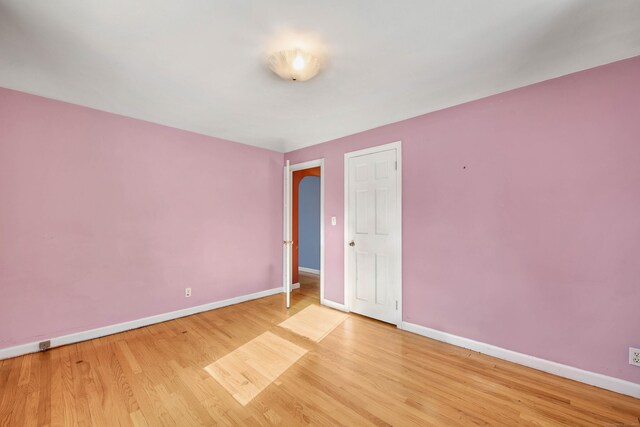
left=343, top=141, right=403, bottom=325
left=284, top=159, right=325, bottom=303
left=283, top=160, right=292, bottom=308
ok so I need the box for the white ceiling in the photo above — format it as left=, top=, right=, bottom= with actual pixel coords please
left=1, top=1, right=639, bottom=153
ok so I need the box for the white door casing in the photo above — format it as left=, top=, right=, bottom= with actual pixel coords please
left=345, top=142, right=402, bottom=325
left=289, top=159, right=326, bottom=304
left=283, top=160, right=292, bottom=308
left=283, top=159, right=326, bottom=309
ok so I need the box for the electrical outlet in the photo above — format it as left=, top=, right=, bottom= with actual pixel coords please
left=630, top=347, right=640, bottom=367
left=185, top=287, right=192, bottom=298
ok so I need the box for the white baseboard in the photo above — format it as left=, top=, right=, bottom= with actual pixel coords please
left=292, top=282, right=300, bottom=290
left=299, top=267, right=320, bottom=275
left=321, top=298, right=348, bottom=312
left=0, top=287, right=283, bottom=361
left=399, top=322, right=640, bottom=399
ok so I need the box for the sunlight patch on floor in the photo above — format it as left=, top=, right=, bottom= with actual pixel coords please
left=278, top=304, right=349, bottom=342
left=204, top=331, right=307, bottom=406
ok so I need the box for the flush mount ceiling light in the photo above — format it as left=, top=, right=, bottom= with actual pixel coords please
left=268, top=49, right=321, bottom=82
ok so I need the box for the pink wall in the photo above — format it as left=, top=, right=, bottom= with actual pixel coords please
left=285, top=56, right=640, bottom=384
left=2, top=57, right=639, bottom=385
left=0, top=88, right=283, bottom=350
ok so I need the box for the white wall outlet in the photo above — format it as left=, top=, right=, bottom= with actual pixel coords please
left=630, top=347, right=640, bottom=367
left=185, top=287, right=192, bottom=298
left=331, top=216, right=337, bottom=226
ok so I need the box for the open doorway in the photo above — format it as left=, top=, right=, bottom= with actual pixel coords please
left=294, top=171, right=320, bottom=302
left=285, top=159, right=324, bottom=306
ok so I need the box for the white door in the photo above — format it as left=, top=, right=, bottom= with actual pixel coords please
left=346, top=146, right=401, bottom=324
left=283, top=160, right=292, bottom=308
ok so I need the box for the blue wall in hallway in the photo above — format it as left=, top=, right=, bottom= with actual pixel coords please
left=298, top=176, right=320, bottom=271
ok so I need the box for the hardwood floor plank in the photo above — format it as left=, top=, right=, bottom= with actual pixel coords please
left=117, top=341, right=143, bottom=375
left=129, top=410, right=149, bottom=427
left=0, top=358, right=19, bottom=425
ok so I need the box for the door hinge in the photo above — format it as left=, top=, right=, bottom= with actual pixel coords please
left=395, top=300, right=398, bottom=310
left=395, top=161, right=397, bottom=170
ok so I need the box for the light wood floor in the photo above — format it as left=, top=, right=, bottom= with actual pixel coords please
left=0, top=272, right=638, bottom=426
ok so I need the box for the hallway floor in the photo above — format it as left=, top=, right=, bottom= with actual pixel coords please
left=293, top=270, right=320, bottom=303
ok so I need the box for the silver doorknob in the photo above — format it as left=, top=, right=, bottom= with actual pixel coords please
left=349, top=240, right=355, bottom=247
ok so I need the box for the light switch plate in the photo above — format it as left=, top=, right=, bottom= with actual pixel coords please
left=331, top=216, right=337, bottom=226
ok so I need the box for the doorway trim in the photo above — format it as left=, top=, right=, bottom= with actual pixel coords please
left=286, top=158, right=325, bottom=304
left=343, top=141, right=403, bottom=326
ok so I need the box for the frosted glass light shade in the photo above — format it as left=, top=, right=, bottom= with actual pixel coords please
left=268, top=49, right=320, bottom=82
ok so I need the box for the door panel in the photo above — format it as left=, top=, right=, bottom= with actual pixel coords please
left=355, top=189, right=369, bottom=234
left=347, top=148, right=400, bottom=324
left=355, top=250, right=371, bottom=301
left=355, top=163, right=369, bottom=182
left=375, top=188, right=389, bottom=235
left=375, top=253, right=389, bottom=305
left=375, top=160, right=389, bottom=179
